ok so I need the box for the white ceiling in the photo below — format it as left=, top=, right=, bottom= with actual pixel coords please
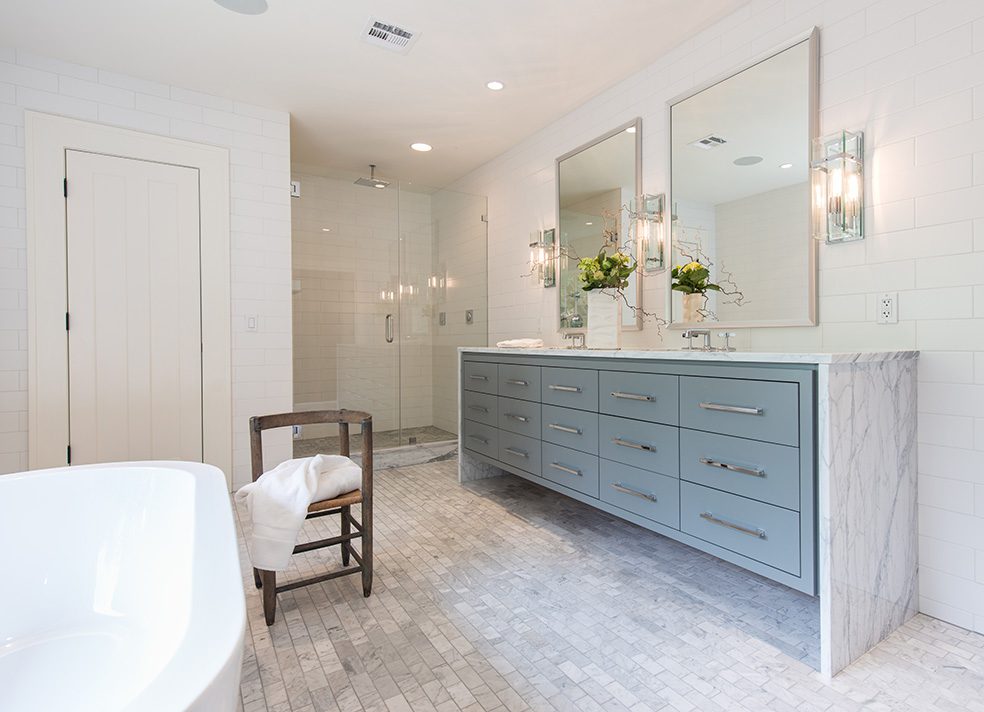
left=0, top=0, right=747, bottom=188
left=671, top=39, right=811, bottom=206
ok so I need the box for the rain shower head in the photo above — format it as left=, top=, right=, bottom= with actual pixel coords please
left=355, top=164, right=390, bottom=189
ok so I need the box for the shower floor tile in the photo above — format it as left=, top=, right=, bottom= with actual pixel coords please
left=234, top=458, right=984, bottom=712
left=293, top=425, right=455, bottom=458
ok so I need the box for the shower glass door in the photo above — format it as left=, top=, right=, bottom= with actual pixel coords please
left=290, top=169, right=487, bottom=455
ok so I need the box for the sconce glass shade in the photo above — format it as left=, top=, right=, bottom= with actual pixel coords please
left=812, top=130, right=864, bottom=243
left=632, top=193, right=666, bottom=271
left=529, top=229, right=556, bottom=287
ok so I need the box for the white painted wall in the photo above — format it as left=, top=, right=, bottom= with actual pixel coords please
left=0, top=47, right=293, bottom=489
left=451, top=0, right=984, bottom=634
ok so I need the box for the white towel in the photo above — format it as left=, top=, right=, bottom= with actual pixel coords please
left=235, top=454, right=362, bottom=571
left=495, top=338, right=544, bottom=349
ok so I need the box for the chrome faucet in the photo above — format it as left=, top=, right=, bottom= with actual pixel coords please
left=682, top=328, right=713, bottom=351
left=564, top=332, right=586, bottom=350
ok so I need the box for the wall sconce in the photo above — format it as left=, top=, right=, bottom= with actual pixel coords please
left=529, top=228, right=556, bottom=287
left=812, top=130, right=864, bottom=243
left=631, top=193, right=666, bottom=271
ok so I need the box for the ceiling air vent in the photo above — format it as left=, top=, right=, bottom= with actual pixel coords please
left=362, top=17, right=419, bottom=54
left=689, top=134, right=727, bottom=150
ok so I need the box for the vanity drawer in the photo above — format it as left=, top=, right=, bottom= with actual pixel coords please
left=498, top=431, right=541, bottom=476
left=680, top=482, right=800, bottom=575
left=462, top=391, right=497, bottom=427
left=541, top=404, right=599, bottom=454
left=463, top=361, right=497, bottom=395
left=462, top=419, right=498, bottom=458
left=541, top=442, right=599, bottom=498
left=497, top=396, right=541, bottom=438
left=600, top=459, right=679, bottom=528
left=498, top=364, right=541, bottom=402
left=680, top=429, right=800, bottom=510
left=599, top=371, right=679, bottom=425
left=598, top=414, right=679, bottom=476
left=541, top=367, right=599, bottom=411
left=680, top=376, right=799, bottom=446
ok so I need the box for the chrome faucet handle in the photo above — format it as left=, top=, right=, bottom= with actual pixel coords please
left=681, top=330, right=696, bottom=350
left=717, top=332, right=737, bottom=351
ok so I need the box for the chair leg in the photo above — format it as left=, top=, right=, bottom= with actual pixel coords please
left=340, top=505, right=351, bottom=566
left=260, top=569, right=277, bottom=625
left=253, top=567, right=262, bottom=589
left=361, top=515, right=372, bottom=598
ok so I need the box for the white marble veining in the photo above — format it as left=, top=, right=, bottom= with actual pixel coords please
left=817, top=358, right=919, bottom=677
left=460, top=346, right=919, bottom=365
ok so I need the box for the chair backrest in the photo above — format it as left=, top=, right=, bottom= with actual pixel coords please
left=249, top=410, right=373, bottom=484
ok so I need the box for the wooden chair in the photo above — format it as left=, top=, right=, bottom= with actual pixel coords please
left=249, top=409, right=373, bottom=625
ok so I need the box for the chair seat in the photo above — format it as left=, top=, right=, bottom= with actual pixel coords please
left=308, top=489, right=362, bottom=513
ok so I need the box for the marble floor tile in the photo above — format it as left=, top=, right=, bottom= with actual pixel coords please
left=235, top=459, right=984, bottom=712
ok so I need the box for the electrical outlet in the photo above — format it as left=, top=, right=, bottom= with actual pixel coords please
left=292, top=425, right=302, bottom=439
left=877, top=292, right=897, bottom=324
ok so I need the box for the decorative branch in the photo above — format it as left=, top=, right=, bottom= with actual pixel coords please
left=673, top=229, right=746, bottom=321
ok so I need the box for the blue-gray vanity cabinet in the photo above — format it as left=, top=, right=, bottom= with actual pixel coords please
left=498, top=363, right=540, bottom=402
left=541, top=442, right=600, bottom=497
left=498, top=431, right=541, bottom=476
left=497, top=396, right=541, bottom=438
left=462, top=419, right=498, bottom=458
left=541, top=367, right=598, bottom=411
left=463, top=361, right=497, bottom=395
left=600, top=459, right=680, bottom=528
left=541, top=404, right=599, bottom=454
left=598, top=414, right=679, bottom=476
left=679, top=376, right=799, bottom=446
left=599, top=371, right=679, bottom=425
left=462, top=390, right=497, bottom=427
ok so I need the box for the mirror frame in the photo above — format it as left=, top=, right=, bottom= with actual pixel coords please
left=556, top=117, right=643, bottom=334
left=666, top=27, right=820, bottom=330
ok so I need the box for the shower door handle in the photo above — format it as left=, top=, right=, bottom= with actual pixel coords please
left=385, top=314, right=394, bottom=343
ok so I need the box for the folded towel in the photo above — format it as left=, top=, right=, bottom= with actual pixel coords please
left=235, top=454, right=362, bottom=571
left=496, top=338, right=544, bottom=349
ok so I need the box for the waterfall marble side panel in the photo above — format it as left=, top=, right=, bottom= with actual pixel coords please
left=818, top=358, right=918, bottom=677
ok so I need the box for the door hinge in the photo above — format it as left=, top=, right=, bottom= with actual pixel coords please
left=66, top=445, right=71, bottom=465
left=63, top=178, right=68, bottom=198
left=65, top=312, right=70, bottom=330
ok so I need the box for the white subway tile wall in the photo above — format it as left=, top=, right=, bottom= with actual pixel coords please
left=0, top=48, right=293, bottom=489
left=450, top=0, right=984, bottom=633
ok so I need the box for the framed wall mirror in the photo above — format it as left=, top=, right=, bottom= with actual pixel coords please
left=668, top=28, right=819, bottom=328
left=557, top=118, right=642, bottom=332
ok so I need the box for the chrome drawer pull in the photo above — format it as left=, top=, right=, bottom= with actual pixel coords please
left=467, top=435, right=489, bottom=445
left=549, top=462, right=582, bottom=477
left=698, top=401, right=763, bottom=416
left=548, top=384, right=582, bottom=393
left=610, top=482, right=658, bottom=503
left=611, top=391, right=655, bottom=402
left=505, top=413, right=529, bottom=423
left=503, top=447, right=528, bottom=458
left=468, top=374, right=489, bottom=381
left=547, top=423, right=582, bottom=435
left=611, top=437, right=656, bottom=453
left=699, top=511, right=766, bottom=539
left=468, top=405, right=489, bottom=414
left=506, top=378, right=529, bottom=387
left=699, top=457, right=764, bottom=478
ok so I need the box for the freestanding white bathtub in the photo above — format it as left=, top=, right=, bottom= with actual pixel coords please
left=0, top=461, right=245, bottom=712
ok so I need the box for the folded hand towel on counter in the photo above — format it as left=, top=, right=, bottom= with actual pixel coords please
left=495, top=338, right=544, bottom=348
left=235, top=454, right=361, bottom=571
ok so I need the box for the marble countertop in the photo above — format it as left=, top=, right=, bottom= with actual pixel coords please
left=459, top=346, right=919, bottom=365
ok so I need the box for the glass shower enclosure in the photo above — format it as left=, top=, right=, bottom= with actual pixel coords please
left=290, top=168, right=487, bottom=453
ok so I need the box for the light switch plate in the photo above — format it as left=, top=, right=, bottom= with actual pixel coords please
left=465, top=309, right=474, bottom=324
left=877, top=292, right=897, bottom=324
left=246, top=314, right=259, bottom=331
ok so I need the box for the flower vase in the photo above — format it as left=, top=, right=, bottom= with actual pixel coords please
left=682, top=293, right=704, bottom=323
left=586, top=289, right=621, bottom=349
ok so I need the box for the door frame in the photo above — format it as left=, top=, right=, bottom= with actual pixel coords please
left=25, top=111, right=233, bottom=483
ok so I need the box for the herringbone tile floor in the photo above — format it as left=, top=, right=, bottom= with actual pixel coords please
left=234, top=459, right=984, bottom=712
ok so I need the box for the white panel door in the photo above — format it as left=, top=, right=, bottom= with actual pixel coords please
left=66, top=150, right=203, bottom=465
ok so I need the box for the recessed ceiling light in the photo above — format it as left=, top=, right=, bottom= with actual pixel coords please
left=585, top=222, right=593, bottom=226
left=213, top=0, right=268, bottom=15
left=374, top=183, right=386, bottom=189
left=486, top=80, right=505, bottom=91
left=733, top=155, right=764, bottom=166
left=321, top=227, right=331, bottom=232
left=410, top=142, right=432, bottom=152
left=625, top=126, right=636, bottom=134
left=780, top=162, right=793, bottom=169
